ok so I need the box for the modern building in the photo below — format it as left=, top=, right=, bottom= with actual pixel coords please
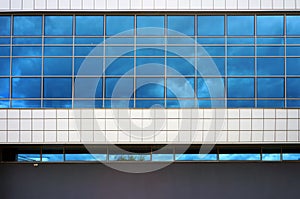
left=0, top=0, right=300, bottom=198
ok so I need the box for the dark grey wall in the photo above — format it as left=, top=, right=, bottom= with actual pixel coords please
left=0, top=163, right=299, bottom=199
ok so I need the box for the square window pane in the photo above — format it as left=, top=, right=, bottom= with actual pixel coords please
left=0, top=78, right=9, bottom=98
left=12, top=58, right=42, bottom=76
left=257, top=58, right=284, bottom=76
left=74, top=57, right=103, bottom=76
left=44, top=58, right=72, bottom=76
left=0, top=16, right=10, bottom=36
left=106, top=16, right=134, bottom=36
left=136, top=78, right=164, bottom=98
left=0, top=58, right=10, bottom=76
left=44, top=78, right=72, bottom=98
left=287, top=58, right=300, bottom=75
left=13, top=46, right=42, bottom=56
left=74, top=77, right=102, bottom=98
left=287, top=16, right=300, bottom=36
left=168, top=16, right=195, bottom=36
left=75, top=16, right=104, bottom=36
left=45, top=16, right=73, bottom=36
left=13, top=16, right=42, bottom=36
left=287, top=78, right=300, bottom=98
left=136, top=58, right=164, bottom=76
left=167, top=58, right=195, bottom=76
left=257, top=16, right=284, bottom=36
left=198, top=78, right=224, bottom=98
left=228, top=78, right=254, bottom=98
left=227, top=58, right=254, bottom=76
left=137, top=16, right=164, bottom=36
left=198, top=16, right=224, bottom=36
left=106, top=57, right=134, bottom=76
left=227, top=16, right=254, bottom=36
left=12, top=78, right=41, bottom=98
left=257, top=78, right=284, bottom=98
left=105, top=78, right=134, bottom=98
left=167, top=78, right=194, bottom=98
left=197, top=58, right=225, bottom=76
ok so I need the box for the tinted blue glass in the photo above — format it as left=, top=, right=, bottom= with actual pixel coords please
left=257, top=37, right=284, bottom=44
left=167, top=37, right=195, bottom=45
left=13, top=37, right=42, bottom=44
left=12, top=100, right=41, bottom=108
left=198, top=16, right=224, bottom=36
left=44, top=78, right=72, bottom=98
left=219, top=154, right=260, bottom=161
left=227, top=16, right=254, bottom=36
left=262, top=154, right=281, bottom=161
left=287, top=100, right=300, bottom=108
left=74, top=78, right=102, bottom=98
left=257, top=78, right=284, bottom=98
left=287, top=16, right=300, bottom=35
left=198, top=100, right=225, bottom=108
left=282, top=153, right=300, bottom=160
left=43, top=100, right=72, bottom=108
left=227, top=100, right=255, bottom=108
left=197, top=38, right=225, bottom=44
left=227, top=46, right=254, bottom=56
left=228, top=78, right=254, bottom=98
left=75, top=16, right=103, bottom=36
left=168, top=16, right=194, bottom=36
left=136, top=58, right=164, bottom=76
left=257, top=46, right=284, bottom=56
left=42, top=154, right=64, bottom=162
left=44, top=47, right=72, bottom=56
left=75, top=37, right=103, bottom=45
left=0, top=16, right=10, bottom=36
left=167, top=100, right=195, bottom=108
left=105, top=78, right=134, bottom=98
left=44, top=58, right=72, bottom=76
left=286, top=38, right=300, bottom=44
left=175, top=154, right=217, bottom=161
left=0, top=78, right=9, bottom=98
left=198, top=78, right=224, bottom=98
left=227, top=58, right=254, bottom=76
left=0, top=58, right=10, bottom=76
left=0, top=47, right=10, bottom=56
left=257, top=16, right=284, bottom=36
left=12, top=78, right=41, bottom=98
left=106, top=46, right=134, bottom=56
left=136, top=47, right=164, bottom=56
left=106, top=37, right=134, bottom=45
left=13, top=46, right=42, bottom=56
left=167, top=78, right=194, bottom=98
left=287, top=78, right=300, bottom=98
left=13, top=16, right=42, bottom=36
left=75, top=46, right=104, bottom=56
left=106, top=58, right=134, bottom=76
left=167, top=46, right=194, bottom=57
left=136, top=100, right=164, bottom=108
left=136, top=78, right=164, bottom=98
left=105, top=100, right=134, bottom=108
left=287, top=58, right=300, bottom=75
left=137, top=16, right=164, bottom=36
left=74, top=100, right=102, bottom=108
left=45, top=16, right=73, bottom=36
left=106, top=16, right=134, bottom=36
left=0, top=38, right=10, bottom=44
left=198, top=46, right=225, bottom=56
left=12, top=58, right=42, bottom=76
left=74, top=57, right=103, bottom=76
left=137, top=37, right=165, bottom=45
left=287, top=47, right=300, bottom=56
left=167, top=58, right=195, bottom=76
left=0, top=100, right=9, bottom=108
left=44, top=37, right=73, bottom=44
left=257, top=100, right=284, bottom=108
left=257, top=58, right=284, bottom=75
left=197, top=58, right=225, bottom=76
left=227, top=38, right=254, bottom=44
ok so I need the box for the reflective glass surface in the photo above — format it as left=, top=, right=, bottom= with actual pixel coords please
left=137, top=16, right=164, bottom=36
left=168, top=16, right=194, bottom=36
left=198, top=16, right=224, bottom=36
left=75, top=16, right=103, bottom=36
left=257, top=16, right=284, bottom=36
left=227, top=16, right=254, bottom=36
left=14, top=16, right=42, bottom=36
left=106, top=16, right=134, bottom=36
left=45, top=16, right=73, bottom=36
left=0, top=16, right=10, bottom=36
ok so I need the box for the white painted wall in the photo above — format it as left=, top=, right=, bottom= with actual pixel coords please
left=0, top=0, right=300, bottom=11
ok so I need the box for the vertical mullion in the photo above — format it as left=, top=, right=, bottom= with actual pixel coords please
left=284, top=14, right=287, bottom=108
left=134, top=14, right=136, bottom=108
left=254, top=14, right=257, bottom=108
left=9, top=14, right=13, bottom=108
left=164, top=14, right=167, bottom=108
left=224, top=14, right=228, bottom=108
left=194, top=14, right=197, bottom=108
left=72, top=14, right=75, bottom=108
left=103, top=15, right=106, bottom=108
left=41, top=14, right=45, bottom=108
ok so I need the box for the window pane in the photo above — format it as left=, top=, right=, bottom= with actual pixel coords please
left=0, top=47, right=10, bottom=56
left=45, top=37, right=73, bottom=44
left=13, top=16, right=42, bottom=36
left=106, top=58, right=134, bottom=76
left=197, top=58, right=225, bottom=76
left=136, top=47, right=164, bottom=56
left=227, top=38, right=254, bottom=44
left=75, top=16, right=103, bottom=36
left=44, top=78, right=72, bottom=98
left=198, top=16, right=224, bottom=36
left=257, top=46, right=284, bottom=56
left=227, top=46, right=254, bottom=56
left=287, top=58, right=300, bottom=75
left=106, top=16, right=134, bottom=36
left=167, top=46, right=194, bottom=57
left=12, top=100, right=41, bottom=108
left=287, top=47, right=300, bottom=56
left=106, top=46, right=134, bottom=56
left=198, top=46, right=225, bottom=56
left=75, top=46, right=104, bottom=56
left=0, top=38, right=10, bottom=44
left=257, top=37, right=284, bottom=44
left=0, top=58, right=10, bottom=76
left=257, top=100, right=284, bottom=108
left=45, top=16, right=73, bottom=36
left=74, top=78, right=102, bottom=98
left=0, top=78, right=9, bottom=98
left=44, top=58, right=72, bottom=76
left=167, top=100, right=195, bottom=108
left=227, top=100, right=255, bottom=108
left=12, top=58, right=42, bottom=76
left=12, top=78, right=41, bottom=98
left=105, top=100, right=134, bottom=108
left=44, top=47, right=72, bottom=56
left=105, top=78, right=134, bottom=98
left=75, top=37, right=103, bottom=45
left=227, top=58, right=254, bottom=76
left=257, top=16, right=284, bottom=36
left=198, top=78, right=224, bottom=98
left=136, top=100, right=164, bottom=108
left=168, top=16, right=194, bottom=36
left=74, top=100, right=102, bottom=108
left=287, top=100, right=300, bottom=108
left=257, top=58, right=284, bottom=76
left=136, top=58, right=164, bottom=76
left=74, top=57, right=103, bottom=76
left=257, top=78, right=284, bottom=98
left=43, top=100, right=72, bottom=108
left=227, top=16, right=254, bottom=36
left=137, top=16, right=164, bottom=36
left=197, top=38, right=225, bottom=44
left=13, top=46, right=42, bottom=56
left=167, top=78, right=194, bottom=98
left=0, top=16, right=10, bottom=36
left=287, top=16, right=300, bottom=36
left=13, top=37, right=42, bottom=44
left=136, top=78, right=164, bottom=98
left=287, top=78, right=300, bottom=98
left=167, top=58, right=195, bottom=76
left=228, top=78, right=254, bottom=98
left=198, top=100, right=225, bottom=108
